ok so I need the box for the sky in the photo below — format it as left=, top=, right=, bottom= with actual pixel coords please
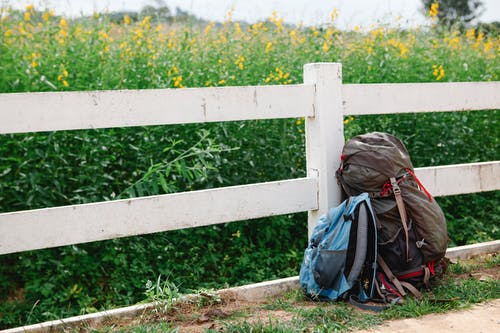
left=4, top=0, right=500, bottom=29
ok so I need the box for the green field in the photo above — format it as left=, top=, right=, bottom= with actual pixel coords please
left=0, top=5, right=499, bottom=328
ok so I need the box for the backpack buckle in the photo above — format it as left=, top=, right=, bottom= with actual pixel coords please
left=416, top=239, right=426, bottom=248
left=390, top=177, right=401, bottom=195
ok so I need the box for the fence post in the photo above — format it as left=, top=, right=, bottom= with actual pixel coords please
left=303, top=63, right=345, bottom=237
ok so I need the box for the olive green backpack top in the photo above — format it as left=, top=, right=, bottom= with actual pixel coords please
left=337, top=132, right=449, bottom=302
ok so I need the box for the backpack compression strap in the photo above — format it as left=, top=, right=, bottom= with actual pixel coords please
left=390, top=177, right=410, bottom=262
left=378, top=255, right=422, bottom=299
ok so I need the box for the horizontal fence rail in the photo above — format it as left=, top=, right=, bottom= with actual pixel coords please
left=0, top=178, right=318, bottom=255
left=415, top=161, right=500, bottom=197
left=342, top=81, right=500, bottom=115
left=0, top=84, right=315, bottom=134
left=2, top=161, right=499, bottom=255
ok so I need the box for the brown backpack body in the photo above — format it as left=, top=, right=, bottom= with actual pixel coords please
left=337, top=132, right=449, bottom=300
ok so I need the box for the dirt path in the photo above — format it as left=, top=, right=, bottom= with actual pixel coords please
left=355, top=299, right=500, bottom=333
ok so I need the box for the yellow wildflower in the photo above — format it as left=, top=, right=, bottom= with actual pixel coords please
left=60, top=18, right=67, bottom=28
left=325, top=27, right=334, bottom=40
left=224, top=7, right=234, bottom=23
left=173, top=76, right=183, bottom=88
left=218, top=79, right=226, bottom=85
left=429, top=2, right=439, bottom=21
left=465, top=28, right=475, bottom=41
left=399, top=43, right=409, bottom=57
left=42, top=12, right=50, bottom=22
left=62, top=80, right=69, bottom=87
left=322, top=41, right=330, bottom=53
left=473, top=32, right=484, bottom=49
left=217, top=32, right=227, bottom=44
left=446, top=34, right=461, bottom=50
left=24, top=12, right=31, bottom=21
left=484, top=39, right=493, bottom=53
left=98, top=30, right=109, bottom=40
left=265, top=42, right=273, bottom=53
left=123, top=15, right=131, bottom=25
left=235, top=55, right=245, bottom=70
left=388, top=38, right=409, bottom=58
left=432, top=64, right=445, bottom=81
left=370, top=27, right=385, bottom=39
left=204, top=22, right=214, bottom=35
left=140, top=16, right=151, bottom=30
left=234, top=22, right=241, bottom=34
left=4, top=29, right=12, bottom=37
left=269, top=11, right=283, bottom=31
left=330, top=8, right=339, bottom=23
left=344, top=116, right=354, bottom=125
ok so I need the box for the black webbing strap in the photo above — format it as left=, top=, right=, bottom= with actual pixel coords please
left=348, top=295, right=389, bottom=312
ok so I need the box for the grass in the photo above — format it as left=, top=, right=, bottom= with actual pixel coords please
left=76, top=254, right=499, bottom=332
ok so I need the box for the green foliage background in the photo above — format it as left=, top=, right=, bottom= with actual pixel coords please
left=0, top=6, right=498, bottom=328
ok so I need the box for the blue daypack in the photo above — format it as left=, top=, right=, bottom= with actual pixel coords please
left=299, top=193, right=378, bottom=303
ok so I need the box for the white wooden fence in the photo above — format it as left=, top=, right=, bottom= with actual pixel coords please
left=0, top=63, right=499, bottom=256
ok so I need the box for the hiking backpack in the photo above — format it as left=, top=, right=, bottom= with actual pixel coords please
left=299, top=193, right=378, bottom=304
left=336, top=132, right=449, bottom=301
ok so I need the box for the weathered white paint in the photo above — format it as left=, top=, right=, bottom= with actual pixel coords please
left=304, top=63, right=344, bottom=237
left=1, top=302, right=156, bottom=333
left=0, top=84, right=315, bottom=134
left=445, top=240, right=500, bottom=260
left=415, top=161, right=500, bottom=197
left=0, top=178, right=318, bottom=255
left=342, top=82, right=500, bottom=115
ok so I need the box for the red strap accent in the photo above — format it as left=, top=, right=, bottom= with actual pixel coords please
left=380, top=181, right=392, bottom=196
left=405, top=168, right=433, bottom=201
left=427, top=261, right=436, bottom=276
left=398, top=269, right=423, bottom=280
left=378, top=272, right=402, bottom=297
left=340, top=154, right=347, bottom=161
